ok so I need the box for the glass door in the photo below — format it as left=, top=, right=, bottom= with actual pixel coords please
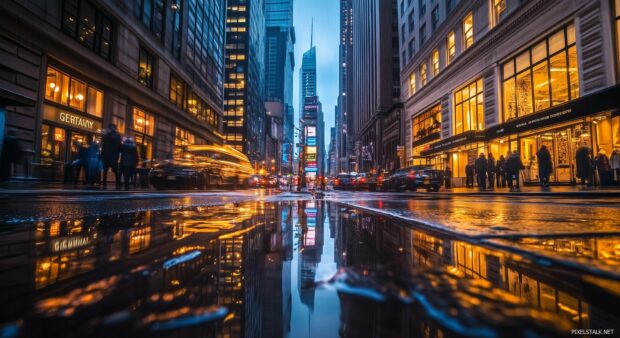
left=553, top=129, right=572, bottom=183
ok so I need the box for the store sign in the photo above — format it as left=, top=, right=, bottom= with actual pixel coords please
left=43, top=105, right=101, bottom=132
left=306, top=126, right=316, bottom=137
left=50, top=235, right=92, bottom=253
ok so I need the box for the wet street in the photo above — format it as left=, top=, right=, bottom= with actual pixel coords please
left=0, top=190, right=619, bottom=337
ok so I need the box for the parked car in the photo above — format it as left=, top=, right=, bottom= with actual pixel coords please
left=333, top=173, right=356, bottom=190
left=248, top=175, right=269, bottom=188
left=385, top=166, right=444, bottom=192
left=355, top=172, right=385, bottom=191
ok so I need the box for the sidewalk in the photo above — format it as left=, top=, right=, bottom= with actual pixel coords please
left=0, top=179, right=190, bottom=197
left=435, top=185, right=620, bottom=197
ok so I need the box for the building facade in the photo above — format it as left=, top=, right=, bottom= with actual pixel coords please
left=224, top=0, right=266, bottom=164
left=0, top=0, right=225, bottom=180
left=264, top=0, right=295, bottom=174
left=351, top=0, right=402, bottom=173
left=399, top=0, right=620, bottom=186
left=337, top=0, right=353, bottom=173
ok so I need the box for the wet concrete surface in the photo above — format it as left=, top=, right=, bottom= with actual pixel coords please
left=0, top=191, right=618, bottom=337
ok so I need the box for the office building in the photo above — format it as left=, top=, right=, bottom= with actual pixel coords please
left=224, top=0, right=266, bottom=164
left=337, top=0, right=353, bottom=172
left=351, top=0, right=403, bottom=173
left=399, top=0, right=620, bottom=186
left=0, top=0, right=226, bottom=180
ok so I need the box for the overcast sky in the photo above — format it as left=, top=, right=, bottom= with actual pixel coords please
left=292, top=0, right=340, bottom=152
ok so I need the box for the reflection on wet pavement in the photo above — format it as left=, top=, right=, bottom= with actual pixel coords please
left=0, top=201, right=618, bottom=337
left=341, top=197, right=620, bottom=237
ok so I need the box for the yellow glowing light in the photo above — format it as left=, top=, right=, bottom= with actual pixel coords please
left=49, top=82, right=56, bottom=88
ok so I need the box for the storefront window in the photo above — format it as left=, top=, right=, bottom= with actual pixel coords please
left=454, top=78, right=484, bottom=134
left=174, top=127, right=195, bottom=158
left=502, top=23, right=579, bottom=121
left=132, top=107, right=155, bottom=161
left=44, top=66, right=104, bottom=118
left=40, top=124, right=66, bottom=165
left=412, top=105, right=441, bottom=141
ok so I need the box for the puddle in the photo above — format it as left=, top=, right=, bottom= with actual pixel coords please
left=0, top=201, right=618, bottom=337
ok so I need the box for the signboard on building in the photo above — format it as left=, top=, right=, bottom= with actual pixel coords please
left=43, top=105, right=102, bottom=133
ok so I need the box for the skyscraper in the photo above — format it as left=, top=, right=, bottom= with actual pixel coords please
left=299, top=46, right=317, bottom=115
left=264, top=0, right=295, bottom=174
left=351, top=0, right=402, bottom=172
left=224, top=0, right=266, bottom=164
left=338, top=0, right=353, bottom=172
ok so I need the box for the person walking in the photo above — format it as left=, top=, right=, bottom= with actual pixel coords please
left=594, top=150, right=612, bottom=186
left=70, top=140, right=88, bottom=184
left=475, top=153, right=487, bottom=191
left=465, top=161, right=475, bottom=188
left=444, top=166, right=452, bottom=189
left=84, top=141, right=101, bottom=186
left=487, top=153, right=496, bottom=189
left=506, top=151, right=525, bottom=191
left=120, top=138, right=139, bottom=189
left=101, top=124, right=122, bottom=188
left=0, top=130, right=19, bottom=181
left=536, top=145, right=553, bottom=188
left=611, top=149, right=620, bottom=184
left=496, top=155, right=506, bottom=188
left=575, top=146, right=593, bottom=186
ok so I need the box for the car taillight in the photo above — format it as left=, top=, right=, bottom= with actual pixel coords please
left=408, top=171, right=415, bottom=178
left=360, top=177, right=366, bottom=183
left=377, top=176, right=383, bottom=183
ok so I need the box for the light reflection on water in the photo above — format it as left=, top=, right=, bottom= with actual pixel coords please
left=0, top=201, right=617, bottom=337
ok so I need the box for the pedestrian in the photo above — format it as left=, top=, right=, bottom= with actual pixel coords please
left=475, top=153, right=487, bottom=191
left=69, top=140, right=88, bottom=185
left=505, top=151, right=525, bottom=191
left=101, top=124, right=122, bottom=188
left=611, top=149, right=620, bottom=184
left=84, top=141, right=101, bottom=186
left=575, top=146, right=593, bottom=186
left=536, top=145, right=553, bottom=188
left=120, top=138, right=139, bottom=189
left=444, top=166, right=452, bottom=189
left=496, top=154, right=506, bottom=188
left=487, top=153, right=496, bottom=189
left=465, top=161, right=475, bottom=188
left=0, top=130, right=19, bottom=181
left=594, top=150, right=612, bottom=186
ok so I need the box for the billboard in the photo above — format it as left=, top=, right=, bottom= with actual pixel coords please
left=306, top=126, right=316, bottom=137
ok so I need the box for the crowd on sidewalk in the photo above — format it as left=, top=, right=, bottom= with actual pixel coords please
left=462, top=145, right=620, bottom=191
left=0, top=124, right=144, bottom=189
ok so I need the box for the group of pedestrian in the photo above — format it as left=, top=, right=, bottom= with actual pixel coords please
left=70, top=124, right=139, bottom=188
left=576, top=146, right=620, bottom=186
left=468, top=151, right=525, bottom=191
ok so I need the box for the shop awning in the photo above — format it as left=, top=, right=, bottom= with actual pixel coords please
left=485, top=84, right=620, bottom=139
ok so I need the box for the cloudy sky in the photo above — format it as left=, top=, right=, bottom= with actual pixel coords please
left=292, top=0, right=340, bottom=152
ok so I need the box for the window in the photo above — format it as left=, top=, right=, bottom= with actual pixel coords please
left=446, top=0, right=454, bottom=13
left=419, top=0, right=426, bottom=17
left=400, top=0, right=405, bottom=16
left=408, top=11, right=415, bottom=33
left=401, top=24, right=407, bottom=44
left=501, top=23, right=579, bottom=121
left=133, top=107, right=154, bottom=161
left=431, top=6, right=439, bottom=31
left=454, top=78, right=484, bottom=134
left=615, top=0, right=620, bottom=76
left=419, top=23, right=426, bottom=46
left=493, top=0, right=506, bottom=24
left=45, top=66, right=104, bottom=117
left=432, top=49, right=440, bottom=76
left=61, top=0, right=113, bottom=60
left=138, top=47, right=154, bottom=88
left=170, top=0, right=182, bottom=58
left=409, top=73, right=416, bottom=96
left=402, top=51, right=407, bottom=68
left=169, top=74, right=185, bottom=109
left=134, top=0, right=165, bottom=40
left=408, top=38, right=415, bottom=58
left=420, top=63, right=427, bottom=86
left=412, top=104, right=441, bottom=141
left=446, top=31, right=456, bottom=64
left=174, top=127, right=196, bottom=158
left=463, top=12, right=474, bottom=49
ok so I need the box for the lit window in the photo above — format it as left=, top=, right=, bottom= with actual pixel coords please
left=133, top=107, right=155, bottom=136
left=420, top=63, right=427, bottom=86
left=463, top=12, right=474, bottom=49
left=87, top=87, right=104, bottom=117
left=454, top=78, right=484, bottom=134
left=432, top=49, right=440, bottom=76
left=501, top=23, right=579, bottom=121
left=412, top=104, right=441, bottom=141
left=493, top=0, right=506, bottom=24
left=409, top=73, right=416, bottom=96
left=446, top=31, right=456, bottom=64
left=138, top=47, right=154, bottom=88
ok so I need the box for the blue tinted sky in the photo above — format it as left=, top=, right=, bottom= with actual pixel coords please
left=293, top=0, right=340, bottom=151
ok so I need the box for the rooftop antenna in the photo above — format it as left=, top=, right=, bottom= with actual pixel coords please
left=310, top=17, right=314, bottom=48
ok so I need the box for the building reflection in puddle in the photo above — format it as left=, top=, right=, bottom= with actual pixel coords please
left=0, top=201, right=618, bottom=337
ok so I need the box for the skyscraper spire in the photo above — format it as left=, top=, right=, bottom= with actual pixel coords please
left=310, top=17, right=314, bottom=48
